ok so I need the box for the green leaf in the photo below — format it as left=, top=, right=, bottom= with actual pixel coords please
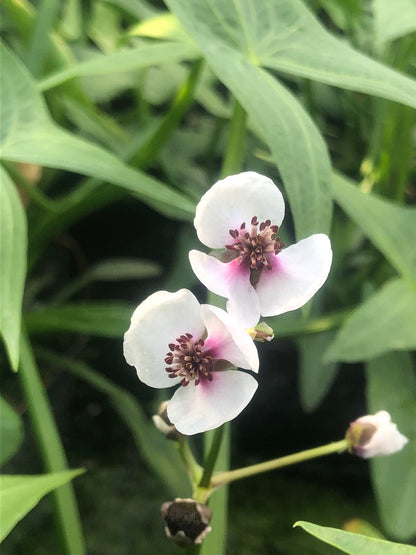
left=333, top=172, right=416, bottom=283
left=0, top=396, right=24, bottom=466
left=294, top=520, right=416, bottom=554
left=39, top=41, right=199, bottom=91
left=38, top=350, right=191, bottom=497
left=325, top=279, right=416, bottom=362
left=298, top=331, right=339, bottom=412
left=373, top=0, right=416, bottom=47
left=52, top=258, right=161, bottom=304
left=0, top=42, right=195, bottom=222
left=0, top=470, right=84, bottom=542
left=366, top=351, right=416, bottom=539
left=165, top=0, right=333, bottom=239
left=0, top=166, right=27, bottom=371
left=25, top=303, right=134, bottom=338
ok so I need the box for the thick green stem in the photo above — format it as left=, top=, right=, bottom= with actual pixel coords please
left=132, top=58, right=204, bottom=169
left=220, top=100, right=247, bottom=178
left=199, top=425, right=224, bottom=488
left=211, top=439, right=349, bottom=488
left=19, top=329, right=86, bottom=555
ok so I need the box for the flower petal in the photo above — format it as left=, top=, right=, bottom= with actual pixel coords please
left=167, top=370, right=258, bottom=434
left=256, top=234, right=332, bottom=317
left=194, top=172, right=285, bottom=248
left=189, top=250, right=260, bottom=327
left=123, top=289, right=205, bottom=388
left=200, top=305, right=259, bottom=372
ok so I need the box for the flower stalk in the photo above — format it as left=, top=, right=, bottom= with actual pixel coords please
left=210, top=439, right=349, bottom=488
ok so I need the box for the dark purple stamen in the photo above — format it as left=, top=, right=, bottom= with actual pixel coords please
left=165, top=334, right=213, bottom=386
left=225, top=216, right=284, bottom=286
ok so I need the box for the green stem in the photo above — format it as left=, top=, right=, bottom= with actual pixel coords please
left=177, top=439, right=203, bottom=488
left=132, top=58, right=204, bottom=169
left=220, top=100, right=247, bottom=178
left=19, top=329, right=86, bottom=555
left=199, top=425, right=225, bottom=488
left=211, top=439, right=349, bottom=488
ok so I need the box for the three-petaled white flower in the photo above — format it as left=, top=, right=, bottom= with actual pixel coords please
left=189, top=172, right=333, bottom=327
left=346, top=410, right=408, bottom=459
left=123, top=289, right=259, bottom=435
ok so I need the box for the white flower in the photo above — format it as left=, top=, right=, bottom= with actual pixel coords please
left=123, top=289, right=259, bottom=435
left=346, top=410, right=409, bottom=459
left=189, top=172, right=333, bottom=327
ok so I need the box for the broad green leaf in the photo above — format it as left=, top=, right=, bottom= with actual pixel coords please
left=38, top=41, right=199, bottom=91
left=0, top=42, right=195, bottom=222
left=0, top=470, right=84, bottom=542
left=366, top=351, right=416, bottom=539
left=298, top=331, right=339, bottom=412
left=37, top=351, right=191, bottom=497
left=128, top=12, right=193, bottom=42
left=325, top=279, right=416, bottom=362
left=0, top=166, right=27, bottom=371
left=25, top=303, right=134, bottom=337
left=294, top=521, right=416, bottom=554
left=333, top=172, right=416, bottom=283
left=373, top=0, right=416, bottom=47
left=165, top=0, right=333, bottom=238
left=52, top=258, right=161, bottom=304
left=0, top=396, right=24, bottom=466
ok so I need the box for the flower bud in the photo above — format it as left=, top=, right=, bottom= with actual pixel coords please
left=247, top=321, right=274, bottom=342
left=161, top=498, right=212, bottom=547
left=152, top=401, right=184, bottom=441
left=346, top=410, right=408, bottom=459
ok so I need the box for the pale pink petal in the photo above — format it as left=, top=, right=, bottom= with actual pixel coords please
left=200, top=305, right=259, bottom=372
left=167, top=370, right=258, bottom=434
left=123, top=289, right=205, bottom=388
left=189, top=249, right=260, bottom=327
left=356, top=411, right=408, bottom=458
left=256, top=234, right=332, bottom=317
left=194, top=172, right=285, bottom=248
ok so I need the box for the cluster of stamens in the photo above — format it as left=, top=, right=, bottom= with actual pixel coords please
left=165, top=333, right=213, bottom=386
left=226, top=217, right=284, bottom=285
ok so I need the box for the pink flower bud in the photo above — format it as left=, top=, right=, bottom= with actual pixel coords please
left=346, top=411, right=408, bottom=459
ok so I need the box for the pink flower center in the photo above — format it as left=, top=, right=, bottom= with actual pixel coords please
left=226, top=216, right=284, bottom=286
left=165, top=333, right=214, bottom=386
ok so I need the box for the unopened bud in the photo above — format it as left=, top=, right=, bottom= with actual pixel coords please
left=161, top=498, right=212, bottom=547
left=152, top=401, right=184, bottom=441
left=346, top=410, right=408, bottom=459
left=247, top=321, right=274, bottom=342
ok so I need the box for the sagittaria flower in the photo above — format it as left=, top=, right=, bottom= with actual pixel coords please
left=346, top=410, right=408, bottom=459
left=189, top=172, right=333, bottom=327
left=123, top=289, right=259, bottom=435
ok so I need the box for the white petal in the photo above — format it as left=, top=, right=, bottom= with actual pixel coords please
left=167, top=371, right=258, bottom=435
left=194, top=172, right=285, bottom=248
left=123, top=289, right=205, bottom=388
left=200, top=305, right=259, bottom=372
left=256, top=234, right=332, bottom=317
left=362, top=424, right=408, bottom=458
left=189, top=250, right=260, bottom=327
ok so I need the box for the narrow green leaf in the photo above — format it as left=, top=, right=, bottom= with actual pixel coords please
left=0, top=396, right=24, bottom=466
left=294, top=520, right=416, bottom=554
left=333, top=172, right=416, bottom=283
left=38, top=350, right=191, bottom=497
left=366, top=351, right=416, bottom=539
left=325, top=279, right=416, bottom=362
left=0, top=42, right=195, bottom=222
left=19, top=331, right=86, bottom=554
left=0, top=166, right=27, bottom=371
left=26, top=0, right=60, bottom=78
left=165, top=0, right=333, bottom=238
left=298, top=331, right=339, bottom=412
left=52, top=258, right=161, bottom=304
left=39, top=41, right=199, bottom=91
left=25, top=303, right=134, bottom=338
left=373, top=0, right=416, bottom=47
left=0, top=470, right=84, bottom=542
